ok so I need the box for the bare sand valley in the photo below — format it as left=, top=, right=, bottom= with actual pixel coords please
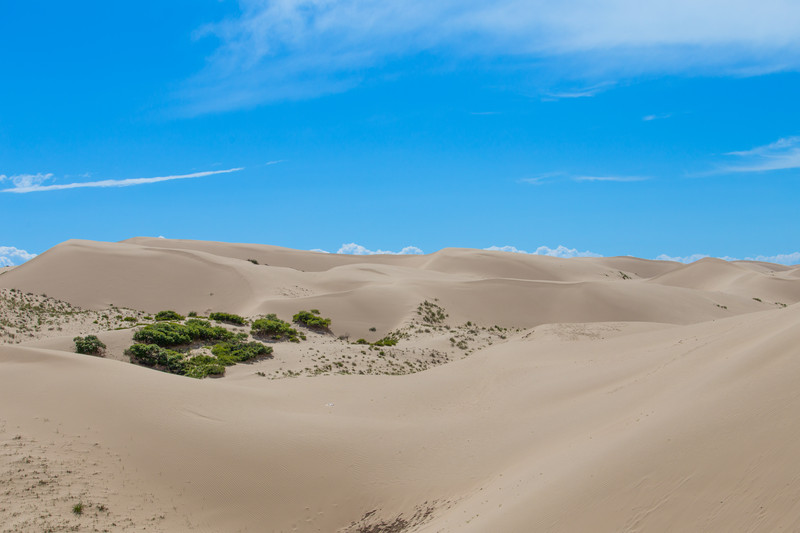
left=1, top=237, right=800, bottom=532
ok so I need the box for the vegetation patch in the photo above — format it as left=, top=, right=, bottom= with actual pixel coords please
left=132, top=319, right=234, bottom=347
left=211, top=340, right=273, bottom=365
left=252, top=314, right=303, bottom=342
left=209, top=312, right=248, bottom=326
left=73, top=335, right=107, bottom=355
left=154, top=310, right=184, bottom=321
left=417, top=300, right=448, bottom=325
left=293, top=309, right=332, bottom=330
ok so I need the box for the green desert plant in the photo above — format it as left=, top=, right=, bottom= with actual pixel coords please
left=209, top=311, right=247, bottom=326
left=73, top=335, right=106, bottom=355
left=133, top=320, right=233, bottom=347
left=211, top=340, right=273, bottom=365
left=293, top=310, right=332, bottom=330
left=251, top=314, right=302, bottom=342
left=155, top=310, right=184, bottom=321
left=372, top=337, right=398, bottom=347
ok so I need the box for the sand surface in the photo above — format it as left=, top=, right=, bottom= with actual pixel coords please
left=1, top=238, right=799, bottom=532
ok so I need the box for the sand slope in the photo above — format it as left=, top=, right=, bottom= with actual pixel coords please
left=2, top=238, right=800, bottom=532
left=1, top=238, right=794, bottom=336
left=2, top=304, right=800, bottom=531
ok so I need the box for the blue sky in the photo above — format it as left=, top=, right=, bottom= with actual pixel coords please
left=2, top=0, right=799, bottom=265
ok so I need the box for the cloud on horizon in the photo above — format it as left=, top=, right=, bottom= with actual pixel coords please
left=656, top=252, right=800, bottom=265
left=0, top=168, right=244, bottom=193
left=312, top=243, right=425, bottom=255
left=485, top=245, right=602, bottom=258
left=183, top=0, right=800, bottom=112
left=0, top=246, right=37, bottom=267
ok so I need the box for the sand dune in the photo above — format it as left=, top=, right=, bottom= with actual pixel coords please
left=2, top=238, right=800, bottom=531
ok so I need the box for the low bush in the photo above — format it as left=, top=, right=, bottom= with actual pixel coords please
left=209, top=312, right=247, bottom=326
left=211, top=340, right=273, bottom=365
left=183, top=355, right=226, bottom=379
left=133, top=320, right=233, bottom=347
left=251, top=314, right=302, bottom=342
left=372, top=337, right=398, bottom=347
left=155, top=310, right=184, bottom=321
left=293, top=310, right=332, bottom=330
left=74, top=335, right=106, bottom=355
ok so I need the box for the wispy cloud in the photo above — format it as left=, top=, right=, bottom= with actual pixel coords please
left=643, top=113, right=672, bottom=121
left=721, top=136, right=800, bottom=173
left=312, top=243, right=425, bottom=255
left=0, top=246, right=37, bottom=267
left=183, top=1, right=800, bottom=111
left=572, top=175, right=649, bottom=182
left=485, top=245, right=602, bottom=258
left=656, top=252, right=800, bottom=265
left=1, top=168, right=244, bottom=194
left=520, top=172, right=649, bottom=184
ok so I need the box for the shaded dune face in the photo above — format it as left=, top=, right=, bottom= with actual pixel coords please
left=1, top=238, right=799, bottom=532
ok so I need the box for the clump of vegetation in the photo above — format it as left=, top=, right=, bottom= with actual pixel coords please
left=155, top=310, right=184, bottom=321
left=293, top=309, right=332, bottom=330
left=372, top=336, right=398, bottom=347
left=187, top=311, right=198, bottom=317
left=73, top=335, right=106, bottom=355
left=128, top=338, right=271, bottom=379
left=369, top=327, right=377, bottom=332
left=72, top=502, right=84, bottom=515
left=354, top=338, right=369, bottom=345
left=417, top=300, right=447, bottom=325
left=251, top=314, right=303, bottom=342
left=209, top=311, right=248, bottom=326
left=211, top=340, right=273, bottom=365
left=133, top=319, right=233, bottom=347
left=247, top=258, right=259, bottom=265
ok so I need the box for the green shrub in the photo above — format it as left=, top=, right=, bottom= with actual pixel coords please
left=211, top=341, right=273, bottom=365
left=372, top=337, right=398, bottom=347
left=133, top=320, right=234, bottom=347
left=209, top=312, right=247, bottom=326
left=73, top=335, right=106, bottom=355
left=183, top=355, right=225, bottom=378
left=251, top=314, right=302, bottom=342
left=187, top=311, right=198, bottom=317
left=354, top=338, right=368, bottom=345
left=155, top=310, right=184, bottom=321
left=183, top=319, right=234, bottom=342
left=293, top=310, right=332, bottom=330
left=122, top=316, right=137, bottom=322
left=133, top=322, right=192, bottom=346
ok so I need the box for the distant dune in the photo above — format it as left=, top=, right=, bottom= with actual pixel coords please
left=1, top=238, right=799, bottom=531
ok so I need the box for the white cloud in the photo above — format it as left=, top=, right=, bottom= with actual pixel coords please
left=746, top=252, right=800, bottom=264
left=573, top=175, right=649, bottom=182
left=656, top=252, right=800, bottom=265
left=1, top=168, right=243, bottom=193
left=336, top=243, right=424, bottom=255
left=183, top=0, right=800, bottom=111
left=520, top=173, right=648, bottom=184
left=0, top=173, right=53, bottom=189
left=643, top=113, right=672, bottom=121
left=721, top=136, right=800, bottom=173
left=0, top=246, right=37, bottom=267
left=485, top=245, right=602, bottom=258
